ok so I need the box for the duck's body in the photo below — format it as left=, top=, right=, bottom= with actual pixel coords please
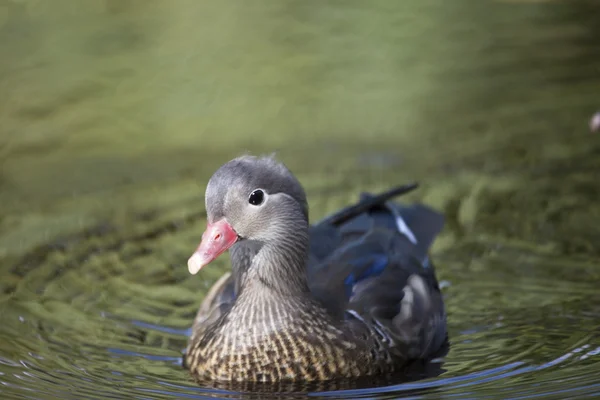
left=187, top=284, right=376, bottom=382
left=184, top=155, right=448, bottom=383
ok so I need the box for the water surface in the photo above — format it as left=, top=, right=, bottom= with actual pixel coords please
left=1, top=0, right=599, bottom=398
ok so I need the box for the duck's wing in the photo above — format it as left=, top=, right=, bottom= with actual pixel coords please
left=190, top=272, right=236, bottom=339
left=307, top=184, right=448, bottom=360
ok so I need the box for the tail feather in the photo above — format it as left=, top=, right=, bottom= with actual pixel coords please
left=393, top=274, right=446, bottom=359
left=387, top=204, right=445, bottom=264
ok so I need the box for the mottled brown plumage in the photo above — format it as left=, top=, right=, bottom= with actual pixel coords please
left=184, top=155, right=448, bottom=383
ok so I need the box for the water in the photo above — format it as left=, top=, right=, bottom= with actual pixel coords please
left=1, top=0, right=599, bottom=398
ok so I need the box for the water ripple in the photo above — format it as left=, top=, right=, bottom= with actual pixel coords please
left=1, top=0, right=600, bottom=399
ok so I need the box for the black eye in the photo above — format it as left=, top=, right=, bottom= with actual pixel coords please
left=248, top=189, right=265, bottom=206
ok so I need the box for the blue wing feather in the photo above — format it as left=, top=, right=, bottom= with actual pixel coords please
left=307, top=187, right=445, bottom=323
left=343, top=254, right=389, bottom=297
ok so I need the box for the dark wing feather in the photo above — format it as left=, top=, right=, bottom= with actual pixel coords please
left=191, top=272, right=236, bottom=339
left=307, top=185, right=447, bottom=358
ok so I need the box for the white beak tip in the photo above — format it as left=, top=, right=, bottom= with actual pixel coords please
left=187, top=253, right=204, bottom=275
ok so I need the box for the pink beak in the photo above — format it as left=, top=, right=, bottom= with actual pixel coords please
left=187, top=218, right=238, bottom=275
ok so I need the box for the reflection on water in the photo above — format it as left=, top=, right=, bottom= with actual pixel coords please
left=1, top=0, right=600, bottom=398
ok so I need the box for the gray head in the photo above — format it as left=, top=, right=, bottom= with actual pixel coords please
left=205, top=155, right=308, bottom=229
left=188, top=155, right=309, bottom=275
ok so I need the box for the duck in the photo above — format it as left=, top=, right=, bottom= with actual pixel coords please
left=183, top=155, right=448, bottom=383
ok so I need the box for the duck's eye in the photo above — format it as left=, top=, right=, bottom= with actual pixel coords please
left=248, top=189, right=265, bottom=206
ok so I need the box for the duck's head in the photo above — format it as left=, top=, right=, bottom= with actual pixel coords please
left=188, top=155, right=309, bottom=275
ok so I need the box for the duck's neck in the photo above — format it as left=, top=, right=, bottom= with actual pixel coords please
left=231, top=221, right=311, bottom=297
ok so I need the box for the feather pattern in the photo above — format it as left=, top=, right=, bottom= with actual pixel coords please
left=184, top=156, right=448, bottom=383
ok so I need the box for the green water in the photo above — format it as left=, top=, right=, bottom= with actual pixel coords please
left=1, top=0, right=599, bottom=398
